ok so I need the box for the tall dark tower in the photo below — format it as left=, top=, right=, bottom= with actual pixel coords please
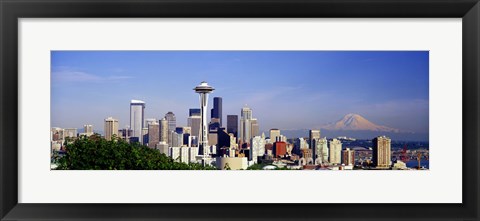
left=227, top=115, right=238, bottom=139
left=211, top=97, right=223, bottom=126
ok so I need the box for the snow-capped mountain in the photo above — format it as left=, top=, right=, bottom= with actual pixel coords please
left=322, top=113, right=400, bottom=133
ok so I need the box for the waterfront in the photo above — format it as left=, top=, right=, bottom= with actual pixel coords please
left=406, top=160, right=429, bottom=169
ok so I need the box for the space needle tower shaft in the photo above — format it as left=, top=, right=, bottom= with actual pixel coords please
left=193, top=81, right=214, bottom=158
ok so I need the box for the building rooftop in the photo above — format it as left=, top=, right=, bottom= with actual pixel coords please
left=130, top=99, right=145, bottom=104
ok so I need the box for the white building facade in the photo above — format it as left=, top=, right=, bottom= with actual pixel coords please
left=130, top=100, right=145, bottom=143
left=329, top=138, right=342, bottom=165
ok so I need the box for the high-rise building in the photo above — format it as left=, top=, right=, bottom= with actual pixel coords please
left=182, top=126, right=192, bottom=146
left=296, top=137, right=309, bottom=150
left=239, top=106, right=253, bottom=144
left=51, top=128, right=65, bottom=152
left=51, top=127, right=64, bottom=141
left=188, top=136, right=198, bottom=147
left=188, top=115, right=201, bottom=145
left=175, top=127, right=190, bottom=146
left=309, top=129, right=321, bottom=161
left=118, top=127, right=132, bottom=141
left=193, top=81, right=214, bottom=157
left=148, top=122, right=160, bottom=148
left=301, top=149, right=313, bottom=160
left=208, top=117, right=221, bottom=132
left=208, top=133, right=218, bottom=147
left=316, top=137, right=329, bottom=163
left=145, top=118, right=157, bottom=127
left=171, top=131, right=184, bottom=147
left=130, top=100, right=145, bottom=143
left=182, top=126, right=191, bottom=135
left=251, top=135, right=266, bottom=163
left=165, top=112, right=176, bottom=132
left=342, top=148, right=355, bottom=166
left=269, top=129, right=281, bottom=143
left=165, top=111, right=176, bottom=146
left=329, top=138, right=342, bottom=165
left=104, top=117, right=119, bottom=141
left=372, top=136, right=392, bottom=169
left=273, top=141, right=287, bottom=158
left=64, top=128, right=78, bottom=138
left=84, top=124, right=94, bottom=136
left=189, top=108, right=201, bottom=117
left=142, top=127, right=149, bottom=145
left=210, top=97, right=223, bottom=126
left=170, top=146, right=181, bottom=162
left=156, top=141, right=169, bottom=155
left=217, top=128, right=231, bottom=149
left=159, top=117, right=168, bottom=143
left=250, top=118, right=259, bottom=138
left=226, top=115, right=238, bottom=139
left=309, top=129, right=321, bottom=147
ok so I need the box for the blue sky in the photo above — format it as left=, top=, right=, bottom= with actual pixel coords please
left=51, top=51, right=429, bottom=134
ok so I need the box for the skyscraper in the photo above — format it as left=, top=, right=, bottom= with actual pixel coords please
left=51, top=127, right=64, bottom=141
left=329, top=138, right=342, bottom=165
left=142, top=127, right=148, bottom=145
left=208, top=117, right=221, bottom=132
left=217, top=128, right=231, bottom=149
left=342, top=148, right=355, bottom=166
left=251, top=135, right=266, bottom=163
left=130, top=100, right=145, bottom=142
left=211, top=97, right=222, bottom=126
left=273, top=141, right=287, bottom=158
left=316, top=137, right=329, bottom=163
left=309, top=129, right=321, bottom=161
left=239, top=105, right=253, bottom=144
left=165, top=111, right=176, bottom=146
left=250, top=118, right=259, bottom=138
left=189, top=108, right=201, bottom=117
left=297, top=137, right=309, bottom=149
left=226, top=115, right=238, bottom=139
left=193, top=81, right=214, bottom=157
left=165, top=112, right=176, bottom=133
left=269, top=129, right=281, bottom=143
left=64, top=128, right=78, bottom=138
left=372, top=136, right=392, bottom=169
left=148, top=122, right=160, bottom=148
left=104, top=117, right=119, bottom=141
left=84, top=124, right=94, bottom=136
left=309, top=130, right=321, bottom=146
left=159, top=117, right=168, bottom=143
left=145, top=118, right=157, bottom=126
left=188, top=115, right=201, bottom=144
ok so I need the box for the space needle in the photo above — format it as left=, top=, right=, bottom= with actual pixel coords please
left=193, top=81, right=214, bottom=158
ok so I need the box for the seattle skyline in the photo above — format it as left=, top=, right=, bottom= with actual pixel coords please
left=51, top=51, right=429, bottom=136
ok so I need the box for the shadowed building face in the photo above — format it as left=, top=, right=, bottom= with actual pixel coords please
left=227, top=115, right=238, bottom=139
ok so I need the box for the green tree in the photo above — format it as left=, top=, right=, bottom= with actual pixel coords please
left=56, top=135, right=216, bottom=170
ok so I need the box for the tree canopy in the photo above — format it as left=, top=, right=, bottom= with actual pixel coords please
left=55, top=135, right=216, bottom=170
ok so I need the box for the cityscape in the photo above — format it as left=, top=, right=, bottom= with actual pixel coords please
left=50, top=51, right=429, bottom=170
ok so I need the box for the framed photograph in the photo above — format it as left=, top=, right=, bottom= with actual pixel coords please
left=1, top=0, right=479, bottom=220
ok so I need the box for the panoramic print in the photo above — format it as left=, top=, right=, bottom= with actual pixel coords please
left=50, top=51, right=429, bottom=170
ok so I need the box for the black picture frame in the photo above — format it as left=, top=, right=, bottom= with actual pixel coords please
left=1, top=0, right=479, bottom=220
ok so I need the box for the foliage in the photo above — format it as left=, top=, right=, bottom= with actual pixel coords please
left=246, top=163, right=296, bottom=170
left=56, top=135, right=216, bottom=170
left=246, top=163, right=266, bottom=170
